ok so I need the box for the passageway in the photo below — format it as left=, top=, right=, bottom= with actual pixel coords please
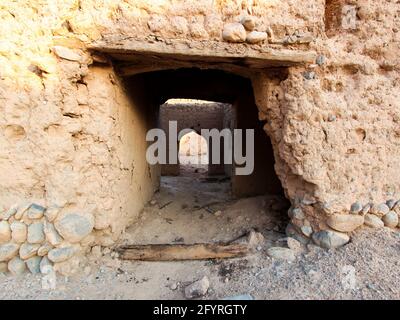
left=117, top=66, right=290, bottom=243
left=178, top=128, right=209, bottom=177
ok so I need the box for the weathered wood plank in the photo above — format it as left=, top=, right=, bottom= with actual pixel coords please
left=89, top=37, right=316, bottom=69
left=117, top=243, right=249, bottom=261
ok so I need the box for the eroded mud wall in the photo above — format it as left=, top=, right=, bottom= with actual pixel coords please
left=0, top=0, right=399, bottom=259
left=251, top=1, right=400, bottom=239
left=232, top=78, right=283, bottom=198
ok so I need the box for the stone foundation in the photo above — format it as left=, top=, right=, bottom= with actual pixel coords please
left=0, top=203, right=94, bottom=275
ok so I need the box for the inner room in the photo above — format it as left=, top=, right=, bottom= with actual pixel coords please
left=159, top=98, right=232, bottom=179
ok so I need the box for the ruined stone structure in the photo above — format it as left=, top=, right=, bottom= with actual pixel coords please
left=0, top=0, right=400, bottom=274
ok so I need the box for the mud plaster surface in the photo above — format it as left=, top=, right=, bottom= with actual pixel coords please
left=1, top=0, right=400, bottom=262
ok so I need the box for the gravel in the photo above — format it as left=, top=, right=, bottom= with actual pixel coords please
left=0, top=228, right=398, bottom=300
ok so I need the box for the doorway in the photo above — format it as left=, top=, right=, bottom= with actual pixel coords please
left=118, top=67, right=289, bottom=244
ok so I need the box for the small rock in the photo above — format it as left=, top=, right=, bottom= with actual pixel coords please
left=19, top=243, right=40, bottom=260
left=0, top=262, right=7, bottom=273
left=327, top=214, right=364, bottom=232
left=27, top=222, right=45, bottom=244
left=170, top=16, right=189, bottom=35
left=26, top=256, right=41, bottom=274
left=382, top=211, right=398, bottom=228
left=350, top=202, right=363, bottom=214
left=53, top=46, right=83, bottom=62
left=289, top=207, right=304, bottom=220
left=301, top=225, right=313, bottom=237
left=287, top=237, right=303, bottom=252
left=312, top=230, right=350, bottom=249
left=44, top=207, right=60, bottom=222
left=150, top=200, right=157, bottom=206
left=15, top=203, right=31, bottom=220
left=54, top=213, right=94, bottom=243
left=147, top=15, right=168, bottom=33
left=10, top=221, right=27, bottom=243
left=39, top=256, right=53, bottom=274
left=27, top=204, right=46, bottom=219
left=48, top=247, right=76, bottom=263
left=393, top=200, right=400, bottom=212
left=362, top=203, right=372, bottom=215
left=170, top=283, right=178, bottom=290
left=370, top=203, right=390, bottom=217
left=247, top=229, right=264, bottom=249
left=222, top=23, right=246, bottom=43
left=1, top=204, right=18, bottom=221
left=386, top=199, right=396, bottom=210
left=267, top=247, right=296, bottom=262
left=327, top=114, right=336, bottom=122
left=303, top=71, right=316, bottom=80
left=283, top=35, right=297, bottom=44
left=37, top=243, right=52, bottom=256
left=301, top=197, right=317, bottom=205
left=214, top=210, right=222, bottom=217
left=316, top=54, right=326, bottom=66
left=44, top=221, right=63, bottom=246
left=0, top=243, right=20, bottom=262
left=190, top=22, right=208, bottom=39
left=8, top=257, right=26, bottom=275
left=285, top=223, right=310, bottom=245
left=240, top=16, right=256, bottom=31
left=0, top=221, right=11, bottom=244
left=296, top=34, right=314, bottom=43
left=246, top=31, right=268, bottom=44
left=184, top=276, right=210, bottom=299
left=364, top=214, right=384, bottom=228
left=366, top=283, right=377, bottom=291
left=91, top=245, right=102, bottom=259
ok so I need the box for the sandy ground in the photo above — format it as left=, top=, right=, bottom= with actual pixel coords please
left=0, top=162, right=399, bottom=300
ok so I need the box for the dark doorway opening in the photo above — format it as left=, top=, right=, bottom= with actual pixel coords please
left=122, top=67, right=284, bottom=199
left=120, top=67, right=289, bottom=244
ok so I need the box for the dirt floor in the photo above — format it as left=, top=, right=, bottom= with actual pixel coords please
left=0, top=162, right=399, bottom=300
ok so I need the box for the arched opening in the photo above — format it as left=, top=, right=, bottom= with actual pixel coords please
left=159, top=98, right=233, bottom=178
left=178, top=128, right=209, bottom=177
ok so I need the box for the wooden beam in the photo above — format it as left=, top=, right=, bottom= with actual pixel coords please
left=115, top=60, right=256, bottom=78
left=89, top=37, right=316, bottom=69
left=117, top=243, right=249, bottom=261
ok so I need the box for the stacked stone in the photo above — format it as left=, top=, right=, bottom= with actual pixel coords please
left=221, top=16, right=314, bottom=45
left=285, top=199, right=400, bottom=250
left=349, top=199, right=400, bottom=229
left=0, top=203, right=94, bottom=275
left=287, top=207, right=313, bottom=240
left=222, top=16, right=268, bottom=44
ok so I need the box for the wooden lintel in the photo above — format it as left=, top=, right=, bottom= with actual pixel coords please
left=89, top=37, right=317, bottom=70
left=117, top=243, right=249, bottom=261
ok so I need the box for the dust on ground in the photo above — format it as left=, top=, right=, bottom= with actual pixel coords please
left=0, top=163, right=399, bottom=300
